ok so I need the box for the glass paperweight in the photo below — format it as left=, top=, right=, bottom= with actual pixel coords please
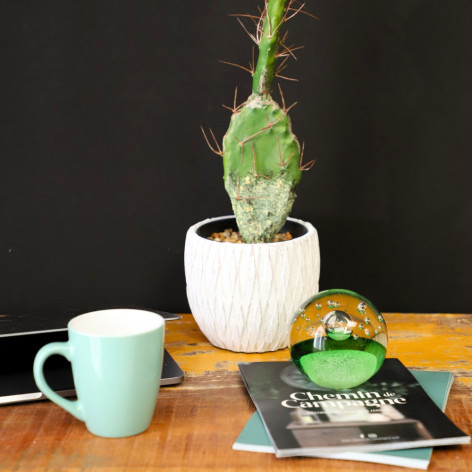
left=289, top=289, right=388, bottom=390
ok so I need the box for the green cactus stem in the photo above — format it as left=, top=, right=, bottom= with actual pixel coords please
left=252, top=0, right=286, bottom=96
left=222, top=93, right=301, bottom=243
left=220, top=0, right=308, bottom=243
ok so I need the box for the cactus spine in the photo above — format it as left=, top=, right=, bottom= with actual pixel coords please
left=221, top=0, right=308, bottom=243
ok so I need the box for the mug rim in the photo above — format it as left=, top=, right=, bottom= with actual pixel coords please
left=68, top=308, right=164, bottom=338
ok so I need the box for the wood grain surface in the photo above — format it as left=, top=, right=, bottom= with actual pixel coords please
left=0, top=313, right=470, bottom=471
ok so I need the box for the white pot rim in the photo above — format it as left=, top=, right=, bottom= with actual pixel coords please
left=187, top=215, right=316, bottom=247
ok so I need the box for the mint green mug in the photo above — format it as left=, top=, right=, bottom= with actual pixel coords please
left=33, top=309, right=165, bottom=438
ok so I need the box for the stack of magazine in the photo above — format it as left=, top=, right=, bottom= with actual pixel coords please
left=234, top=359, right=470, bottom=469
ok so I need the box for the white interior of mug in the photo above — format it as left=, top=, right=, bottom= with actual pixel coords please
left=69, top=309, right=164, bottom=337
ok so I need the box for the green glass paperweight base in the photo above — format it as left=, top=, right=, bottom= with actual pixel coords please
left=289, top=289, right=388, bottom=390
left=290, top=338, right=386, bottom=389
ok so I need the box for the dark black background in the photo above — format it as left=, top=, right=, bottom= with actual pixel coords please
left=1, top=0, right=471, bottom=318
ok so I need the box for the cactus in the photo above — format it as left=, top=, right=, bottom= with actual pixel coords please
left=205, top=0, right=313, bottom=243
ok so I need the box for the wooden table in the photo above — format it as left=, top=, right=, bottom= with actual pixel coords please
left=0, top=313, right=471, bottom=471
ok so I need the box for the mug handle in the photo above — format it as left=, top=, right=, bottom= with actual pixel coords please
left=33, top=342, right=84, bottom=421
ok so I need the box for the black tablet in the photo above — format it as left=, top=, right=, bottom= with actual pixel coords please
left=0, top=309, right=184, bottom=405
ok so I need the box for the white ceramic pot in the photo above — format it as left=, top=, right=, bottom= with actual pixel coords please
left=184, top=216, right=320, bottom=352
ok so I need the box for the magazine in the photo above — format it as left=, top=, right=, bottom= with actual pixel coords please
left=238, top=359, right=470, bottom=458
left=234, top=370, right=454, bottom=469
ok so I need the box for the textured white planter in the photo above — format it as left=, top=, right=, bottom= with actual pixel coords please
left=184, top=216, right=320, bottom=352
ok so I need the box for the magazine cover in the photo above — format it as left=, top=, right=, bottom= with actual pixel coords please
left=238, top=359, right=470, bottom=458
left=233, top=370, right=454, bottom=469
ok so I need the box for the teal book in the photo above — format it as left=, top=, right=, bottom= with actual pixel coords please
left=234, top=365, right=462, bottom=469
